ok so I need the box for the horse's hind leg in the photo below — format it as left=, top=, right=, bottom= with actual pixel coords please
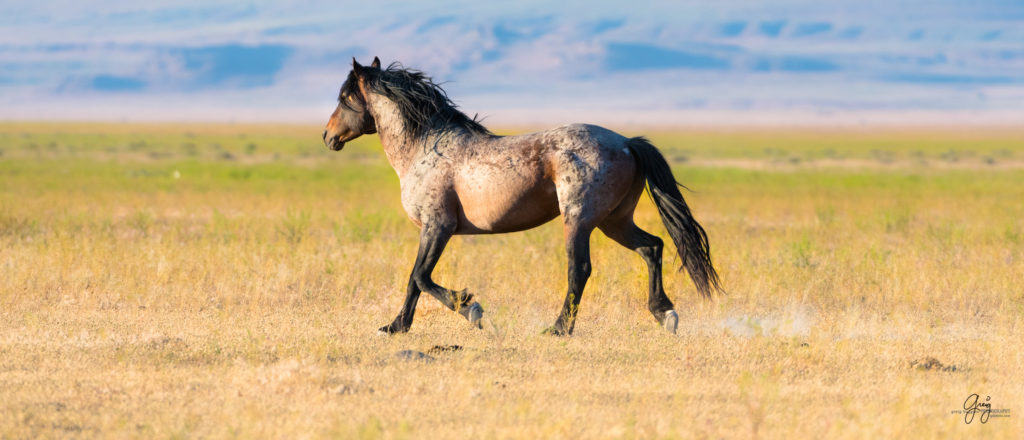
left=599, top=218, right=678, bottom=334
left=545, top=223, right=594, bottom=336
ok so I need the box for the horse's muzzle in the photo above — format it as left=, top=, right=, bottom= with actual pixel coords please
left=324, top=134, right=345, bottom=151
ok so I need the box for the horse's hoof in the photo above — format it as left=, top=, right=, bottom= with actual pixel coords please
left=377, top=324, right=407, bottom=335
left=466, top=302, right=483, bottom=329
left=663, top=310, right=678, bottom=334
left=541, top=326, right=569, bottom=337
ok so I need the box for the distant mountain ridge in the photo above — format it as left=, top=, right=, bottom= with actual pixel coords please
left=1, top=1, right=1021, bottom=122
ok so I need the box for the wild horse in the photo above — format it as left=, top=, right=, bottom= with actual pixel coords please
left=323, top=57, right=720, bottom=336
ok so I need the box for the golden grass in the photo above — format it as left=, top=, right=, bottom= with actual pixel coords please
left=1, top=122, right=1022, bottom=438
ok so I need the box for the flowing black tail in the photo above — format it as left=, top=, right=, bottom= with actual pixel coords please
left=627, top=137, right=721, bottom=298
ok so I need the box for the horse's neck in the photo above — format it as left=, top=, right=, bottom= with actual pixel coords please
left=367, top=97, right=419, bottom=177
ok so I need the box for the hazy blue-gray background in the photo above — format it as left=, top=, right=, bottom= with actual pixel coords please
left=2, top=1, right=1022, bottom=125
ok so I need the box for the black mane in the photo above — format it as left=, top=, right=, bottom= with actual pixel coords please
left=361, top=63, right=491, bottom=139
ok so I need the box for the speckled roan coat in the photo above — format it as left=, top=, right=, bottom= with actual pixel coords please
left=324, top=58, right=720, bottom=335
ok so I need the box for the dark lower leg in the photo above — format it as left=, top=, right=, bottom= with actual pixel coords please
left=600, top=221, right=675, bottom=323
left=549, top=228, right=592, bottom=335
left=379, top=275, right=421, bottom=333
left=413, top=225, right=475, bottom=314
left=636, top=235, right=675, bottom=322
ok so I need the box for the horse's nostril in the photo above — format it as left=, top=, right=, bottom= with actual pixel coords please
left=322, top=130, right=328, bottom=140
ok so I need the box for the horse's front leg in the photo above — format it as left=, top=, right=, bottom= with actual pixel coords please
left=377, top=273, right=421, bottom=334
left=380, top=223, right=483, bottom=334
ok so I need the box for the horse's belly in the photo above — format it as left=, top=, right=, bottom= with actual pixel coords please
left=454, top=170, right=559, bottom=234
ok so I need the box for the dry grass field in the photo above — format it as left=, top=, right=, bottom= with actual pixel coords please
left=1, top=122, right=1022, bottom=438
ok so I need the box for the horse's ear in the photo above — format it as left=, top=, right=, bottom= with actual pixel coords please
left=371, top=56, right=381, bottom=69
left=352, top=57, right=364, bottom=75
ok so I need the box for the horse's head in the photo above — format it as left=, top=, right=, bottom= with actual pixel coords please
left=323, top=57, right=380, bottom=151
